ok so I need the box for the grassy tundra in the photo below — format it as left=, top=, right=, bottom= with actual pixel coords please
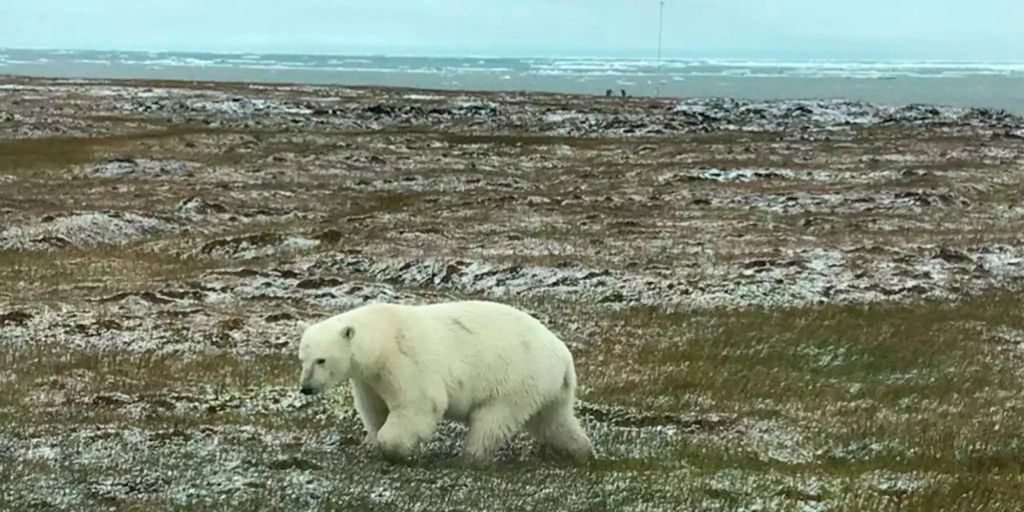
left=2, top=76, right=1024, bottom=510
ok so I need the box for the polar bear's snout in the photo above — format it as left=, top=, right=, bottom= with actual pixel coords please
left=297, top=361, right=325, bottom=395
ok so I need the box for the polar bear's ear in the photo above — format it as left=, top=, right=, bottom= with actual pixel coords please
left=341, top=326, right=355, bottom=340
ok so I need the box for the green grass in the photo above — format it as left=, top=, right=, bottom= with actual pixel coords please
left=3, top=293, right=1024, bottom=510
left=0, top=126, right=227, bottom=173
left=563, top=292, right=1024, bottom=509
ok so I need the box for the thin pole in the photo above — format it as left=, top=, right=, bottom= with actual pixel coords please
left=657, top=0, right=665, bottom=62
left=655, top=0, right=665, bottom=97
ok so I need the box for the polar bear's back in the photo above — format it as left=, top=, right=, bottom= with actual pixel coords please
left=396, top=300, right=574, bottom=417
left=414, top=300, right=566, bottom=353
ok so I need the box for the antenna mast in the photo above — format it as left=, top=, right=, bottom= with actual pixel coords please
left=655, top=0, right=666, bottom=97
left=657, top=0, right=665, bottom=62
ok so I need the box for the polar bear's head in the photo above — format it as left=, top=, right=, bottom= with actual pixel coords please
left=296, top=317, right=356, bottom=396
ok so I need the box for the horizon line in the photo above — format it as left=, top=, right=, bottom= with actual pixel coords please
left=3, top=46, right=1024, bottom=64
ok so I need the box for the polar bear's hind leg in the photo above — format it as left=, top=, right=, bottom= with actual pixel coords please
left=527, top=398, right=593, bottom=462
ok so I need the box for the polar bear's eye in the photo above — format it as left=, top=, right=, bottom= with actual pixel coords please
left=315, top=358, right=326, bottom=365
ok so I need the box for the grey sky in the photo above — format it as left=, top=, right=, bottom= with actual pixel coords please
left=1, top=0, right=1022, bottom=60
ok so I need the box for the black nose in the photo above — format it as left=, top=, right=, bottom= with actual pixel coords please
left=299, top=386, right=316, bottom=395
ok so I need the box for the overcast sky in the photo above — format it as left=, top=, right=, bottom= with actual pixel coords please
left=1, top=0, right=1022, bottom=60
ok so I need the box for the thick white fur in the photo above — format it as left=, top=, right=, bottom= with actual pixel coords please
left=297, top=300, right=593, bottom=465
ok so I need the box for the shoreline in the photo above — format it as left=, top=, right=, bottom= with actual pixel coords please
left=3, top=58, right=1024, bottom=114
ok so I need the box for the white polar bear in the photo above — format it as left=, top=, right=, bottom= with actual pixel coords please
left=296, top=300, right=593, bottom=465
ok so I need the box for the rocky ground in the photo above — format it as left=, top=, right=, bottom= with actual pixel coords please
left=2, top=75, right=1024, bottom=511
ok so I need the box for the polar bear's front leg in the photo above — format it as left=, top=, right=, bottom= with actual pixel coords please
left=375, top=406, right=441, bottom=463
left=368, top=353, right=447, bottom=463
left=351, top=380, right=388, bottom=447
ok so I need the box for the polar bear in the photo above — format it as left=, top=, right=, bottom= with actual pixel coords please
left=296, top=300, right=593, bottom=465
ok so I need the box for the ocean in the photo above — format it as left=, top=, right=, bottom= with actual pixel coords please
left=2, top=48, right=1023, bottom=113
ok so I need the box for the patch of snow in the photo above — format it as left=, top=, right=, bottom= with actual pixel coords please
left=82, top=158, right=202, bottom=179
left=402, top=94, right=444, bottom=101
left=21, top=445, right=62, bottom=462
left=197, top=234, right=320, bottom=260
left=859, top=470, right=931, bottom=496
left=0, top=211, right=175, bottom=251
left=976, top=247, right=1022, bottom=278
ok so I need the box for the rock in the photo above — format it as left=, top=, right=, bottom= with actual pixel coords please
left=197, top=233, right=319, bottom=260
left=264, top=312, right=296, bottom=323
left=177, top=197, right=228, bottom=215
left=0, top=311, right=33, bottom=327
left=267, top=456, right=322, bottom=471
left=934, top=247, right=973, bottom=264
